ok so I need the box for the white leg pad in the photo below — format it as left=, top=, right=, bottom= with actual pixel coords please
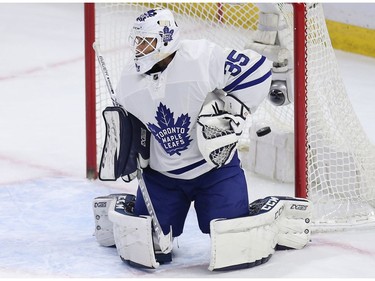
left=93, top=195, right=117, bottom=247
left=276, top=197, right=312, bottom=250
left=208, top=196, right=312, bottom=271
left=208, top=198, right=284, bottom=271
left=108, top=199, right=159, bottom=269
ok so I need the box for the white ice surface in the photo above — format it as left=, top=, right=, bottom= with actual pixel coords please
left=1, top=3, right=375, bottom=278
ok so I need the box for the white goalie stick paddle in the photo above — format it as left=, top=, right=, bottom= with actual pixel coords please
left=92, top=42, right=173, bottom=253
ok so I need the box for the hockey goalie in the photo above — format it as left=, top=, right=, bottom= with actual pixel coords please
left=92, top=6, right=312, bottom=271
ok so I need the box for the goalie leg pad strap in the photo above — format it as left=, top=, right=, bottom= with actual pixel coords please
left=108, top=199, right=160, bottom=269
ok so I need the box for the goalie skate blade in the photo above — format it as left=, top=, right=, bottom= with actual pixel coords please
left=212, top=254, right=272, bottom=271
left=256, top=126, right=271, bottom=137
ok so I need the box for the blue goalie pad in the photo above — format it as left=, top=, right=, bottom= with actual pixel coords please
left=99, top=106, right=150, bottom=181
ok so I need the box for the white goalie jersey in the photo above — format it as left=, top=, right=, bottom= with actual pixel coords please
left=116, top=39, right=272, bottom=179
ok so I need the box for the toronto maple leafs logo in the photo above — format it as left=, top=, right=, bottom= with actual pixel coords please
left=147, top=103, right=192, bottom=156
left=159, top=26, right=174, bottom=44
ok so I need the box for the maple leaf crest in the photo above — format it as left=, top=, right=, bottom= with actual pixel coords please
left=159, top=26, right=174, bottom=44
left=147, top=103, right=192, bottom=156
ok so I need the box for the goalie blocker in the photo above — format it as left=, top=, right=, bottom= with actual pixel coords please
left=99, top=106, right=151, bottom=182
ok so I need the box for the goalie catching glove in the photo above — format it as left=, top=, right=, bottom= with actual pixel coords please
left=197, top=92, right=250, bottom=168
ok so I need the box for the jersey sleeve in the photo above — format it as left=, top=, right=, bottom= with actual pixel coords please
left=208, top=43, right=273, bottom=114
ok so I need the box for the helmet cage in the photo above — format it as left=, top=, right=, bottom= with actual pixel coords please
left=129, top=33, right=158, bottom=58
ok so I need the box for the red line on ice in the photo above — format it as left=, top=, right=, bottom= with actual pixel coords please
left=0, top=56, right=83, bottom=81
left=314, top=238, right=375, bottom=256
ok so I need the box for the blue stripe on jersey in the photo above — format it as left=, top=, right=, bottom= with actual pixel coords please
left=230, top=70, right=272, bottom=91
left=223, top=55, right=267, bottom=93
left=167, top=159, right=207, bottom=175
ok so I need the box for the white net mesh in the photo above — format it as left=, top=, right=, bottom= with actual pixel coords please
left=303, top=4, right=375, bottom=229
left=90, top=3, right=375, bottom=231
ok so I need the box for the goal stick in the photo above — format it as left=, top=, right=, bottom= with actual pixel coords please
left=92, top=42, right=173, bottom=253
left=92, top=43, right=120, bottom=108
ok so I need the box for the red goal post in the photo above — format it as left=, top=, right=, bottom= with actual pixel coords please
left=84, top=3, right=97, bottom=180
left=84, top=3, right=375, bottom=231
left=293, top=4, right=307, bottom=199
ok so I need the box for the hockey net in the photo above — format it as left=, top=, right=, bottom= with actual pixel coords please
left=84, top=3, right=375, bottom=231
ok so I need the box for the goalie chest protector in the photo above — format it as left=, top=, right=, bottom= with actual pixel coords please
left=99, top=106, right=150, bottom=181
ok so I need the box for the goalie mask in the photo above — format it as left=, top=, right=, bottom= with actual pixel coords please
left=129, top=8, right=180, bottom=73
left=197, top=93, right=249, bottom=168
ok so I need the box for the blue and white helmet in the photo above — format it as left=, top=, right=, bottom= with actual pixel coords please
left=129, top=8, right=180, bottom=73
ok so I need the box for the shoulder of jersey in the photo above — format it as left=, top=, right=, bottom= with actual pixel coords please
left=178, top=39, right=217, bottom=60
